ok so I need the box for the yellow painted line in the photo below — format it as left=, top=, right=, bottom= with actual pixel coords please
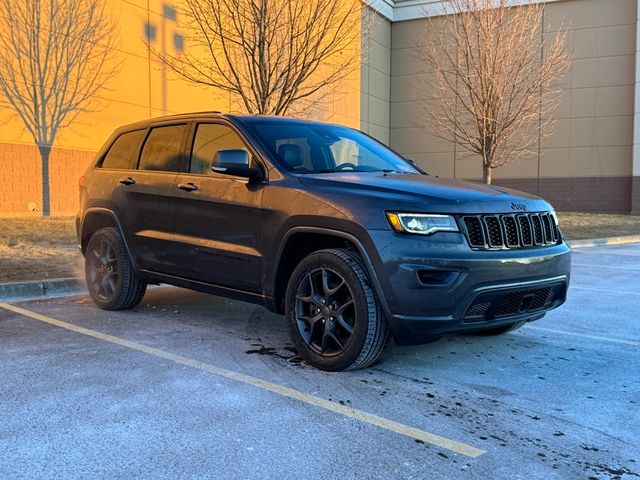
left=0, top=302, right=484, bottom=458
left=526, top=326, right=640, bottom=348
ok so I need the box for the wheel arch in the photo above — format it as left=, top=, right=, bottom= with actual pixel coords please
left=80, top=208, right=133, bottom=262
left=271, top=227, right=390, bottom=315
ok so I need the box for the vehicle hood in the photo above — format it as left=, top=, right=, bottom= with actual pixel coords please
left=298, top=173, right=552, bottom=214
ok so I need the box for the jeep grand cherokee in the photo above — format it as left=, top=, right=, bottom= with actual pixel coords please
left=77, top=113, right=571, bottom=371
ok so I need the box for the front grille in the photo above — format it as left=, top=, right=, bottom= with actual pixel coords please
left=462, top=213, right=560, bottom=250
left=464, top=283, right=565, bottom=323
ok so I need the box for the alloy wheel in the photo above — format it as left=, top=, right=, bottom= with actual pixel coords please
left=88, top=239, right=119, bottom=301
left=294, top=268, right=356, bottom=356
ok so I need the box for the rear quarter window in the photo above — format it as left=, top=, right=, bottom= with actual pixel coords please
left=101, top=129, right=146, bottom=170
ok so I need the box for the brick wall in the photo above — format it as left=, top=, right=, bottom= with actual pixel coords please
left=494, top=177, right=633, bottom=213
left=633, top=177, right=640, bottom=214
left=0, top=143, right=95, bottom=216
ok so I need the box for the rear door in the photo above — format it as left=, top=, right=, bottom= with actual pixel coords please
left=114, top=123, right=188, bottom=273
left=171, top=121, right=266, bottom=292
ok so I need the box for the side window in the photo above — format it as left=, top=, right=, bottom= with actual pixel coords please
left=101, top=130, right=145, bottom=170
left=138, top=124, right=187, bottom=172
left=190, top=123, right=249, bottom=175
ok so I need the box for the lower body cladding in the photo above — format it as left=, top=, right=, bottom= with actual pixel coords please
left=367, top=230, right=571, bottom=345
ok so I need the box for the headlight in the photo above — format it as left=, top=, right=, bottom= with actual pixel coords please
left=386, top=212, right=459, bottom=235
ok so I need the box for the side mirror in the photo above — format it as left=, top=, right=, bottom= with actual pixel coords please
left=212, top=149, right=259, bottom=179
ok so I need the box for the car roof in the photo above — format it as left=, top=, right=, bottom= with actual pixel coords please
left=113, top=112, right=343, bottom=135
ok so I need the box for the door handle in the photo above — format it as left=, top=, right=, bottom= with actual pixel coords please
left=119, top=177, right=136, bottom=185
left=177, top=182, right=198, bottom=192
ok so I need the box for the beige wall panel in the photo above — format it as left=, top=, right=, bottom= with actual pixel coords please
left=390, top=101, right=423, bottom=129
left=370, top=16, right=392, bottom=48
left=361, top=65, right=370, bottom=94
left=541, top=119, right=572, bottom=149
left=360, top=95, right=370, bottom=123
left=494, top=155, right=540, bottom=179
left=572, top=24, right=636, bottom=59
left=368, top=68, right=391, bottom=101
left=391, top=48, right=426, bottom=77
left=391, top=127, right=452, bottom=154
left=412, top=152, right=455, bottom=178
left=568, top=116, right=631, bottom=148
left=368, top=97, right=391, bottom=128
left=554, top=90, right=573, bottom=119
left=455, top=154, right=483, bottom=179
left=544, top=0, right=635, bottom=32
left=569, top=145, right=631, bottom=177
left=570, top=55, right=635, bottom=88
left=568, top=86, right=634, bottom=118
left=366, top=42, right=391, bottom=75
left=540, top=147, right=571, bottom=177
left=390, top=73, right=439, bottom=102
left=392, top=18, right=425, bottom=50
left=368, top=124, right=390, bottom=145
left=389, top=0, right=637, bottom=186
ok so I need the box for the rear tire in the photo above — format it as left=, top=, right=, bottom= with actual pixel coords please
left=285, top=248, right=388, bottom=371
left=85, top=227, right=147, bottom=310
left=472, top=320, right=527, bottom=336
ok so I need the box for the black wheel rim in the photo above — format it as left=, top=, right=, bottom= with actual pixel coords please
left=88, top=239, right=119, bottom=302
left=294, top=268, right=355, bottom=356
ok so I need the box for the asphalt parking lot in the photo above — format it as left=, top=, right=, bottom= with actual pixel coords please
left=1, top=243, right=639, bottom=479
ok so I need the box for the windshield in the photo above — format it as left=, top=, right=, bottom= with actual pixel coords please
left=246, top=121, right=418, bottom=174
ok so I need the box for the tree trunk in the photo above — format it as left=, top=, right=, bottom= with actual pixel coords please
left=483, top=165, right=492, bottom=185
left=37, top=144, right=51, bottom=217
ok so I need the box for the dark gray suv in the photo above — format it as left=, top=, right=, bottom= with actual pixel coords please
left=77, top=112, right=571, bottom=371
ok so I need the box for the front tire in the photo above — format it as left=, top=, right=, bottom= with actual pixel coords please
left=285, top=249, right=388, bottom=371
left=85, top=227, right=147, bottom=310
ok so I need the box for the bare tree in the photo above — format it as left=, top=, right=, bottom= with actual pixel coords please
left=0, top=0, right=119, bottom=216
left=157, top=0, right=365, bottom=116
left=415, top=0, right=571, bottom=184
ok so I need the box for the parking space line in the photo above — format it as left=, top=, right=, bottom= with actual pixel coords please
left=570, top=286, right=640, bottom=296
left=571, top=263, right=640, bottom=271
left=525, top=326, right=640, bottom=348
left=573, top=251, right=640, bottom=258
left=0, top=302, right=484, bottom=458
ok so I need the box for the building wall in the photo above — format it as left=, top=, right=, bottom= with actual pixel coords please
left=0, top=0, right=363, bottom=216
left=389, top=0, right=638, bottom=212
left=0, top=144, right=94, bottom=216
left=361, top=13, right=392, bottom=144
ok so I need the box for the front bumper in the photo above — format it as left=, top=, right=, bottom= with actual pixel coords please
left=366, top=230, right=571, bottom=344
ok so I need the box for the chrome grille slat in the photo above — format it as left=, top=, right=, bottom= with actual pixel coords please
left=462, top=212, right=560, bottom=250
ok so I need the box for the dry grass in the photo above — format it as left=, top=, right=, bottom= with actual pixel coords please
left=0, top=212, right=639, bottom=283
left=0, top=216, right=82, bottom=283
left=557, top=212, right=640, bottom=241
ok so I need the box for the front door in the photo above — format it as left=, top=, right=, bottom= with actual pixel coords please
left=171, top=122, right=266, bottom=293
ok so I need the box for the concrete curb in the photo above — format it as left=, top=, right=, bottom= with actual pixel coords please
left=1, top=235, right=639, bottom=302
left=567, top=235, right=640, bottom=249
left=0, top=277, right=85, bottom=302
